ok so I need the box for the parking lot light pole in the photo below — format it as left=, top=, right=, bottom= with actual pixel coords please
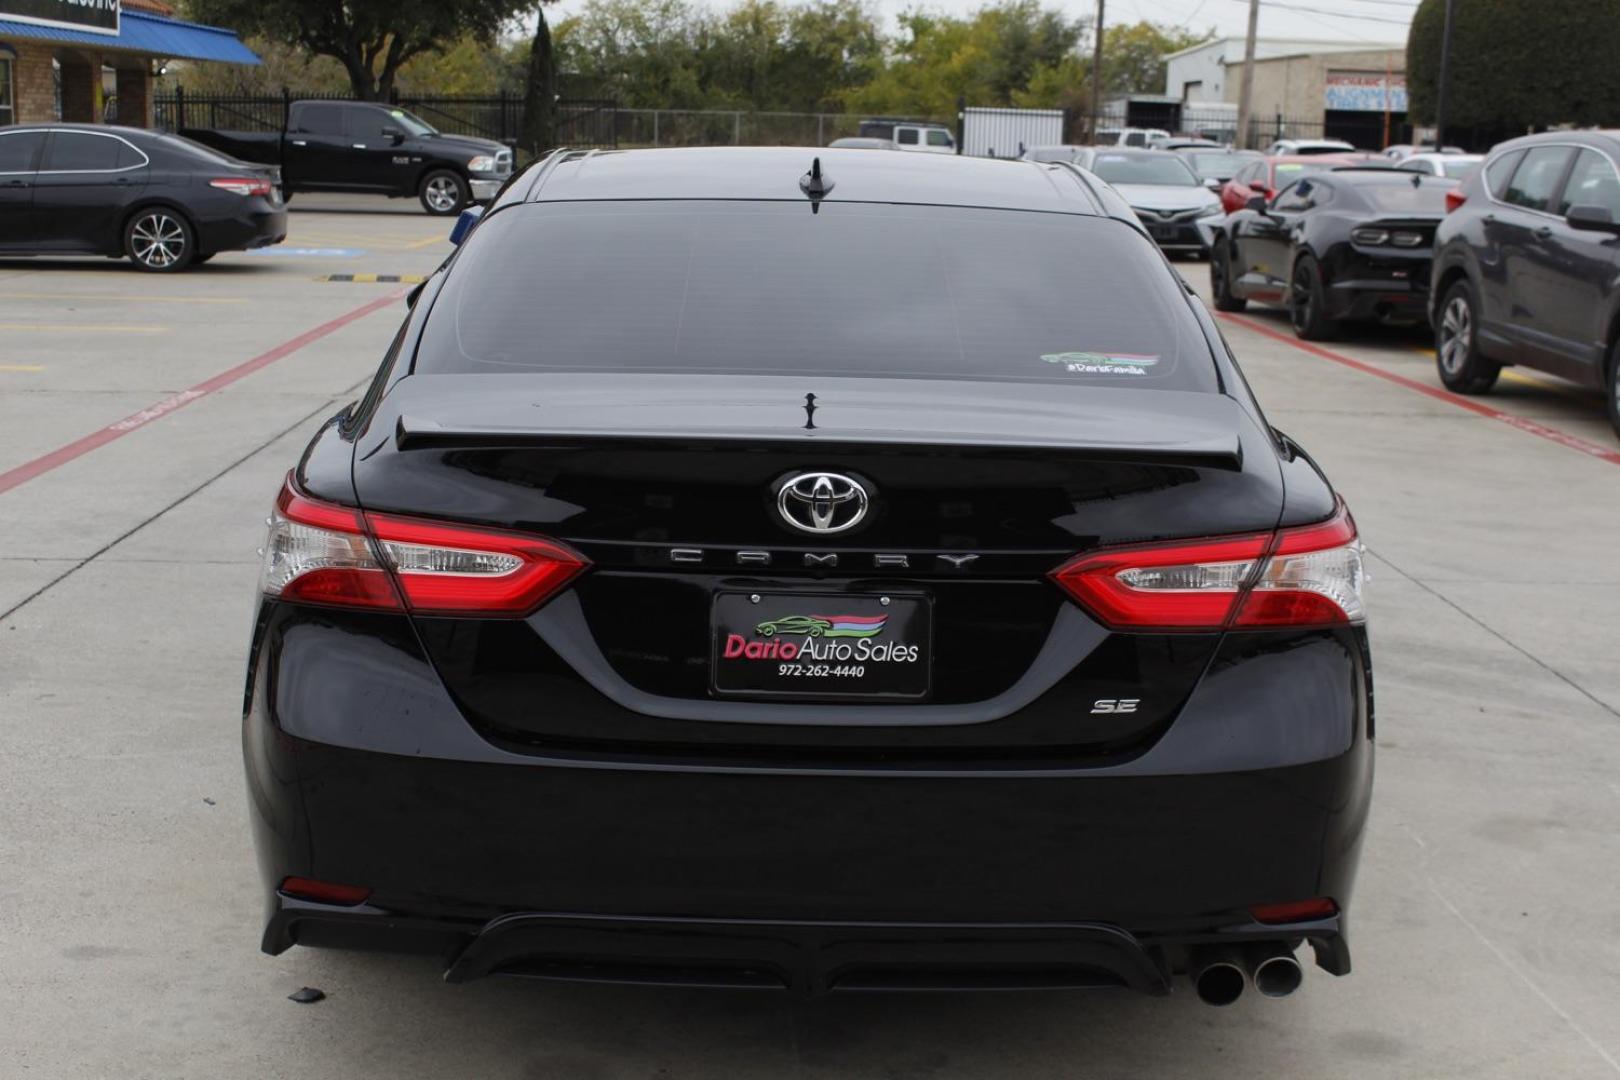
left=1433, top=0, right=1456, bottom=150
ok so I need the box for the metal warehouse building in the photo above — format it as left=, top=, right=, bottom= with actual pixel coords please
left=1163, top=36, right=1409, bottom=148
left=0, top=0, right=256, bottom=129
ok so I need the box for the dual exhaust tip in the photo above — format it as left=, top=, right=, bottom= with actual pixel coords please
left=1189, top=942, right=1304, bottom=1006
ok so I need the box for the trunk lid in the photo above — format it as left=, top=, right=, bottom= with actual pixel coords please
left=353, top=373, right=1285, bottom=761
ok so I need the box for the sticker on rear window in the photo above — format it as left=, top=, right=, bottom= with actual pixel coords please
left=1041, top=352, right=1161, bottom=376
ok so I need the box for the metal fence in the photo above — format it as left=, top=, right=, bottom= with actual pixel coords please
left=611, top=109, right=899, bottom=148
left=152, top=88, right=620, bottom=152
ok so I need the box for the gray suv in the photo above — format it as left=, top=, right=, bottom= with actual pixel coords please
left=1430, top=130, right=1620, bottom=438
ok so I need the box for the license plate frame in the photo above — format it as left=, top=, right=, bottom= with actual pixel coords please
left=710, top=591, right=933, bottom=701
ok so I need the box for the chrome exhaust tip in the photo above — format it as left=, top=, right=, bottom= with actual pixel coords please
left=1248, top=943, right=1304, bottom=998
left=1188, top=946, right=1246, bottom=1007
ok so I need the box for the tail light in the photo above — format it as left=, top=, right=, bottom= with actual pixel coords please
left=261, top=475, right=588, bottom=616
left=210, top=177, right=273, bottom=197
left=1250, top=897, right=1338, bottom=924
left=1445, top=189, right=1467, bottom=213
left=279, top=876, right=372, bottom=906
left=1050, top=501, right=1364, bottom=631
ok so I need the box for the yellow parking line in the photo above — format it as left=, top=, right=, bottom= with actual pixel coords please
left=4, top=292, right=244, bottom=305
left=405, top=235, right=447, bottom=249
left=0, top=324, right=167, bottom=333
left=0, top=364, right=46, bottom=372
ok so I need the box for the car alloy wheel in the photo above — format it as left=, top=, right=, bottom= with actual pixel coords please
left=130, top=211, right=189, bottom=270
left=421, top=172, right=467, bottom=215
left=1289, top=264, right=1314, bottom=332
left=1438, top=295, right=1472, bottom=377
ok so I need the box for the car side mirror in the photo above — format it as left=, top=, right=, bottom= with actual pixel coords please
left=1245, top=194, right=1270, bottom=214
left=1566, top=204, right=1620, bottom=234
left=383, top=126, right=406, bottom=145
left=1205, top=178, right=1222, bottom=191
left=449, top=204, right=485, bottom=246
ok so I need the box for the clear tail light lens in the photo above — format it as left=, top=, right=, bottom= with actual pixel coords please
left=1051, top=501, right=1364, bottom=631
left=261, top=476, right=588, bottom=616
left=210, top=177, right=273, bottom=197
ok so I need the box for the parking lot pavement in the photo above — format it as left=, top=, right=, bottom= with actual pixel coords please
left=3, top=217, right=1619, bottom=1078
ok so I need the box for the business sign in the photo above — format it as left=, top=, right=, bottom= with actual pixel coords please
left=1325, top=71, right=1407, bottom=113
left=0, top=0, right=120, bottom=36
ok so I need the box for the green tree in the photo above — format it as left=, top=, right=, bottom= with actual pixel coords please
left=1101, top=21, right=1209, bottom=96
left=1406, top=0, right=1620, bottom=130
left=184, top=0, right=540, bottom=100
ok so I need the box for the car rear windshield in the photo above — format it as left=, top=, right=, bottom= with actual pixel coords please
left=416, top=201, right=1217, bottom=391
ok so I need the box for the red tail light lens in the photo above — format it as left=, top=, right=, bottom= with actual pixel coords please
left=1250, top=897, right=1338, bottom=924
left=279, top=876, right=372, bottom=906
left=261, top=476, right=588, bottom=616
left=1050, top=502, right=1364, bottom=631
left=1444, top=189, right=1467, bottom=213
left=210, top=177, right=273, bottom=197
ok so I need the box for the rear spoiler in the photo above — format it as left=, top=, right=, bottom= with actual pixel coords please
left=393, top=415, right=1245, bottom=471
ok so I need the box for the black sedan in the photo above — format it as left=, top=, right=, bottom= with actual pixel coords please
left=0, top=124, right=285, bottom=272
left=245, top=147, right=1372, bottom=1006
left=1210, top=167, right=1455, bottom=339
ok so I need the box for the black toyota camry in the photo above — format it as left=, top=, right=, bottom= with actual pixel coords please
left=0, top=124, right=285, bottom=271
left=244, top=147, right=1373, bottom=1006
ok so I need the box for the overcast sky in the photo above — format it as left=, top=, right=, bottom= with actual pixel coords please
left=538, top=0, right=1416, bottom=45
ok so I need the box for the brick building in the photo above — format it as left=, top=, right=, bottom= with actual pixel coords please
left=1, top=0, right=256, bottom=129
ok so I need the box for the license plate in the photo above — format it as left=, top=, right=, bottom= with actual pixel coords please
left=1151, top=224, right=1176, bottom=240
left=711, top=592, right=931, bottom=700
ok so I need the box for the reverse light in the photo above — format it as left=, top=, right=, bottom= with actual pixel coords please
left=1389, top=230, right=1426, bottom=247
left=1445, top=189, right=1468, bottom=213
left=1050, top=501, right=1364, bottom=631
left=210, top=176, right=273, bottom=197
left=261, top=475, right=589, bottom=616
left=1350, top=227, right=1390, bottom=245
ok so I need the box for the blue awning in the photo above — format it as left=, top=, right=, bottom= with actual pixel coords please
left=0, top=10, right=260, bottom=64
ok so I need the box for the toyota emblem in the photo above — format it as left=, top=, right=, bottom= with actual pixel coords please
left=776, top=471, right=869, bottom=534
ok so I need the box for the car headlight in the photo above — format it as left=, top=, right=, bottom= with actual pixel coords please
left=1197, top=203, right=1223, bottom=218
left=467, top=155, right=498, bottom=174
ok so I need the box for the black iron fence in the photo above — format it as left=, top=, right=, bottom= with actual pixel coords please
left=152, top=88, right=620, bottom=152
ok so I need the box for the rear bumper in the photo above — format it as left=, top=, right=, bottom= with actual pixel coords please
left=197, top=203, right=288, bottom=255
left=263, top=904, right=1349, bottom=997
left=242, top=605, right=1373, bottom=992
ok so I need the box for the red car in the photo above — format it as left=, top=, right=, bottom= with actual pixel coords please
left=1219, top=153, right=1381, bottom=213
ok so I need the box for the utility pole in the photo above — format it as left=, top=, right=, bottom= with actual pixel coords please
left=1433, top=0, right=1456, bottom=149
left=1234, top=0, right=1260, bottom=150
left=1090, top=0, right=1105, bottom=142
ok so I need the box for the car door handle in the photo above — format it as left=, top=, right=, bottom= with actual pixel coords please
left=1534, top=226, right=1553, bottom=239
left=2, top=178, right=26, bottom=188
left=291, top=140, right=308, bottom=147
left=352, top=143, right=366, bottom=149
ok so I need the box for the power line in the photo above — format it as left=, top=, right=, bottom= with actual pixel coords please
left=1228, top=0, right=1414, bottom=26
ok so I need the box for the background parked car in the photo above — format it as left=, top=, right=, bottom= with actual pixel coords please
left=1176, top=147, right=1263, bottom=189
left=855, top=118, right=956, bottom=153
left=1020, top=144, right=1090, bottom=163
left=1264, top=138, right=1356, bottom=156
left=827, top=137, right=895, bottom=150
left=0, top=124, right=285, bottom=272
left=1210, top=168, right=1455, bottom=339
left=1398, top=153, right=1484, bottom=180
left=1382, top=143, right=1466, bottom=161
left=183, top=101, right=512, bottom=216
left=1219, top=153, right=1367, bottom=213
left=1430, top=130, right=1620, bottom=437
left=1096, top=127, right=1171, bottom=148
left=1082, top=148, right=1223, bottom=255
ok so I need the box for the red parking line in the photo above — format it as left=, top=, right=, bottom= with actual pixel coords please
left=0, top=291, right=404, bottom=497
left=1217, top=312, right=1620, bottom=467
